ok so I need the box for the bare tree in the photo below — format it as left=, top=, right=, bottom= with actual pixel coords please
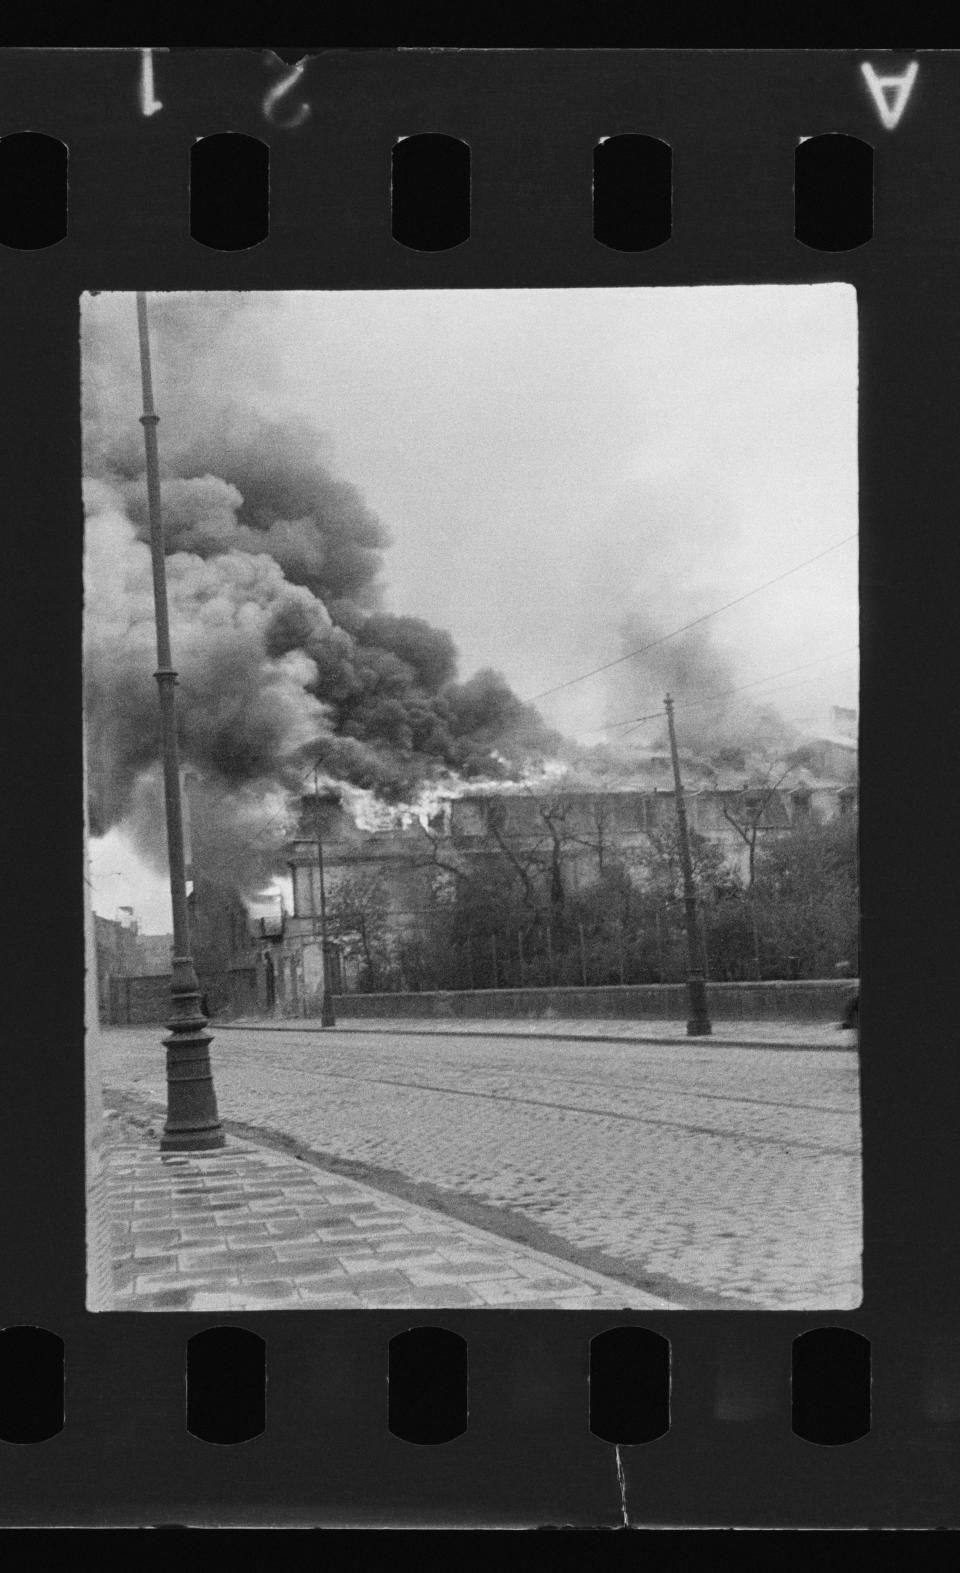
left=480, top=798, right=541, bottom=909
left=533, top=796, right=570, bottom=911
left=566, top=793, right=618, bottom=877
left=639, top=821, right=732, bottom=903
left=412, top=817, right=475, bottom=888
left=721, top=753, right=803, bottom=889
left=328, top=871, right=391, bottom=990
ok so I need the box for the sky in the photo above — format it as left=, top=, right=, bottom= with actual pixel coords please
left=85, top=284, right=859, bottom=932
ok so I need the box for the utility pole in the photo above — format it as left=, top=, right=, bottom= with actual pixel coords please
left=664, top=695, right=712, bottom=1037
left=136, top=292, right=225, bottom=1149
left=313, top=766, right=337, bottom=1027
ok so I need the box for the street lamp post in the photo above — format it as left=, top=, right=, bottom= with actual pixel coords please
left=313, top=766, right=337, bottom=1027
left=664, top=694, right=712, bottom=1037
left=136, top=292, right=225, bottom=1150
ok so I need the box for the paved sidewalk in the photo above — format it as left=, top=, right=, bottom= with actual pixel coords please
left=98, top=1105, right=682, bottom=1312
left=217, top=1016, right=854, bottom=1051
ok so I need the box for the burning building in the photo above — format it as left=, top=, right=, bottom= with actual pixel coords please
left=259, top=731, right=856, bottom=1006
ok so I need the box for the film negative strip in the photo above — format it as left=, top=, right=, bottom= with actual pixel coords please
left=0, top=45, right=955, bottom=1530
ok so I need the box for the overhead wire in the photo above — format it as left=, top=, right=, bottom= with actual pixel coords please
left=524, top=533, right=857, bottom=704
left=608, top=645, right=860, bottom=738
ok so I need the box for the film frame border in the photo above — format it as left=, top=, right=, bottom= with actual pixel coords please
left=0, top=45, right=954, bottom=1529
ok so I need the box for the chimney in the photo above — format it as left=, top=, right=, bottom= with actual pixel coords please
left=830, top=706, right=857, bottom=740
left=301, top=789, right=343, bottom=838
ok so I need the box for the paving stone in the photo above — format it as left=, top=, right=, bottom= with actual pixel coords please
left=472, top=1280, right=581, bottom=1305
left=271, top=1239, right=337, bottom=1260
left=294, top=1268, right=354, bottom=1288
left=239, top=1261, right=309, bottom=1285
left=273, top=1255, right=343, bottom=1277
left=218, top=1247, right=280, bottom=1267
left=133, top=1290, right=196, bottom=1310
left=176, top=1248, right=234, bottom=1271
left=134, top=1272, right=236, bottom=1294
left=292, top=1212, right=359, bottom=1227
left=348, top=1218, right=411, bottom=1232
left=366, top=1245, right=450, bottom=1263
left=436, top=1250, right=529, bottom=1271
left=272, top=1239, right=375, bottom=1261
left=229, top=1280, right=297, bottom=1300
left=127, top=1252, right=178, bottom=1273
left=130, top=1230, right=181, bottom=1251
left=509, top=1259, right=590, bottom=1282
left=324, top=1269, right=412, bottom=1294
left=405, top=1263, right=521, bottom=1285
left=314, top=1226, right=411, bottom=1242
left=371, top=1285, right=484, bottom=1308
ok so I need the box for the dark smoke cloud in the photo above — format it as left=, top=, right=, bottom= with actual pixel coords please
left=83, top=294, right=563, bottom=891
left=112, top=413, right=391, bottom=611
left=120, top=768, right=292, bottom=899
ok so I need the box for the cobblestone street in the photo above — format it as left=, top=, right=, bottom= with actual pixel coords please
left=100, top=1023, right=862, bottom=1309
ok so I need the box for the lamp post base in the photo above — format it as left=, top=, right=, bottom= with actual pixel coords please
left=686, top=1019, right=713, bottom=1037
left=160, top=1124, right=226, bottom=1153
left=685, top=977, right=713, bottom=1037
left=160, top=1016, right=226, bottom=1153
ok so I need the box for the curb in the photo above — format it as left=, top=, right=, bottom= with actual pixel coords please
left=211, top=1021, right=856, bottom=1053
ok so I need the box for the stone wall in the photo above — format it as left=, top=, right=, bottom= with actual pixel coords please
left=108, top=973, right=173, bottom=1026
left=333, top=979, right=856, bottom=1024
left=107, top=970, right=233, bottom=1025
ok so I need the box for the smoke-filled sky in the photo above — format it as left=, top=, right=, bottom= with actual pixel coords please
left=84, top=286, right=858, bottom=931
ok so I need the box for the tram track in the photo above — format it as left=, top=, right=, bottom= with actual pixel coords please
left=241, top=1040, right=855, bottom=1118
left=210, top=1041, right=860, bottom=1156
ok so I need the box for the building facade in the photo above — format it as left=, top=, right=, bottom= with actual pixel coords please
left=284, top=766, right=857, bottom=980
left=208, top=734, right=858, bottom=1013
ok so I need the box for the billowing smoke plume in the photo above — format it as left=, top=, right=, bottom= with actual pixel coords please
left=606, top=608, right=797, bottom=764
left=83, top=294, right=563, bottom=897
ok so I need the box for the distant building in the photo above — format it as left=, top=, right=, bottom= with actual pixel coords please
left=225, top=899, right=345, bottom=1020
left=830, top=706, right=858, bottom=740
left=284, top=761, right=857, bottom=973
left=210, top=733, right=859, bottom=1015
left=797, top=736, right=857, bottom=783
left=93, top=912, right=146, bottom=1020
left=93, top=913, right=176, bottom=1021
